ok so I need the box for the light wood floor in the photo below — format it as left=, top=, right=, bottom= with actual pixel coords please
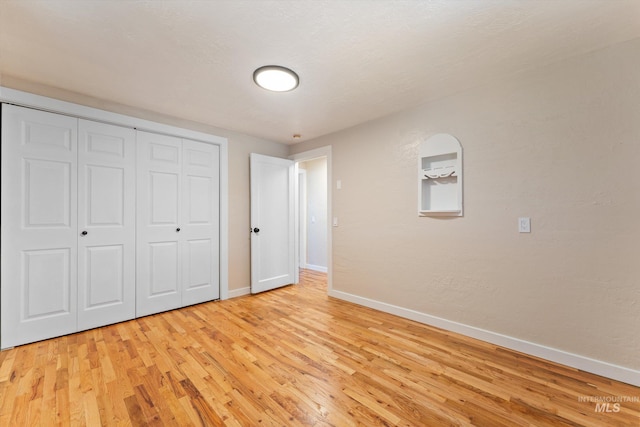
left=0, top=270, right=638, bottom=426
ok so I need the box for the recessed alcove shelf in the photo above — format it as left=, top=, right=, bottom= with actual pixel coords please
left=418, top=134, right=463, bottom=216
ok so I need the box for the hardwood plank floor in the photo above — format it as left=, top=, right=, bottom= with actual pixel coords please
left=0, top=269, right=638, bottom=426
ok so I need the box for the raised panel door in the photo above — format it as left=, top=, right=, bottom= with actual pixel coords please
left=1, top=105, right=78, bottom=348
left=136, top=131, right=183, bottom=316
left=77, top=120, right=135, bottom=330
left=181, top=140, right=220, bottom=305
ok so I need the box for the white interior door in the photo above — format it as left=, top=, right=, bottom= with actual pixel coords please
left=1, top=105, right=78, bottom=348
left=77, top=120, right=136, bottom=330
left=136, top=131, right=183, bottom=316
left=250, top=153, right=296, bottom=294
left=181, top=139, right=220, bottom=305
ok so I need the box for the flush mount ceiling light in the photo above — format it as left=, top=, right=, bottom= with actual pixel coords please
left=253, top=65, right=299, bottom=92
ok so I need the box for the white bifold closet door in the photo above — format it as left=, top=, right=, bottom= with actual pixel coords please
left=77, top=119, right=136, bottom=330
left=136, top=131, right=220, bottom=317
left=1, top=105, right=78, bottom=348
left=0, top=105, right=136, bottom=348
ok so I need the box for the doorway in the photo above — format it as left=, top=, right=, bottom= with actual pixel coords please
left=290, top=146, right=332, bottom=293
left=297, top=157, right=327, bottom=273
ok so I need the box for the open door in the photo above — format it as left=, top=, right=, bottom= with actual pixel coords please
left=250, top=153, right=296, bottom=293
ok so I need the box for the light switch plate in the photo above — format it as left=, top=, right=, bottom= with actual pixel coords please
left=519, top=217, right=531, bottom=233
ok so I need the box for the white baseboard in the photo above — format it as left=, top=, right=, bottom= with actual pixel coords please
left=228, top=286, right=251, bottom=299
left=329, top=289, right=640, bottom=387
left=304, top=264, right=328, bottom=273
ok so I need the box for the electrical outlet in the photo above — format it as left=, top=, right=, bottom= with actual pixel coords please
left=518, top=217, right=531, bottom=233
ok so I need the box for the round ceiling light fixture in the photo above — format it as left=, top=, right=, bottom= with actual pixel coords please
left=253, top=65, right=299, bottom=92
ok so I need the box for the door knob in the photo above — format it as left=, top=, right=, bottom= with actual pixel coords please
left=176, top=227, right=181, bottom=232
left=253, top=227, right=260, bottom=233
left=81, top=231, right=88, bottom=236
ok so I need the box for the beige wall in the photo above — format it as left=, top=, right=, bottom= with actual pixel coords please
left=1, top=77, right=289, bottom=292
left=291, top=38, right=640, bottom=370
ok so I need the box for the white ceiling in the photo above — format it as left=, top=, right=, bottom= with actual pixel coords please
left=1, top=1, right=639, bottom=144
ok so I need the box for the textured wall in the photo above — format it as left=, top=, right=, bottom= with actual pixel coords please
left=291, top=38, right=640, bottom=370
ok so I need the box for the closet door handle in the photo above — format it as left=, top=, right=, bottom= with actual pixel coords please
left=81, top=231, right=88, bottom=236
left=176, top=227, right=181, bottom=232
left=253, top=227, right=260, bottom=233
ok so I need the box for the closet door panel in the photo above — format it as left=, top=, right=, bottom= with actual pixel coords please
left=185, top=239, right=212, bottom=291
left=186, top=175, right=212, bottom=224
left=149, top=241, right=180, bottom=294
left=84, top=245, right=124, bottom=303
left=181, top=140, right=220, bottom=306
left=24, top=159, right=72, bottom=227
left=22, top=248, right=72, bottom=318
left=1, top=105, right=78, bottom=349
left=86, top=165, right=124, bottom=225
left=137, top=131, right=182, bottom=316
left=77, top=120, right=135, bottom=330
left=150, top=171, right=179, bottom=224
